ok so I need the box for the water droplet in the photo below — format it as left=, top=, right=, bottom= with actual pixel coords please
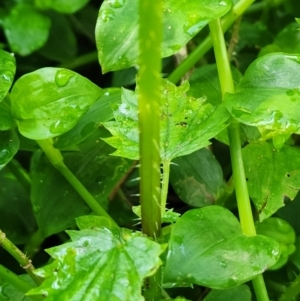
left=220, top=261, right=227, bottom=267
left=55, top=69, right=74, bottom=87
left=33, top=204, right=41, bottom=213
left=108, top=0, right=125, bottom=8
left=99, top=9, right=115, bottom=22
left=272, top=249, right=279, bottom=256
left=231, top=106, right=251, bottom=118
left=0, top=149, right=9, bottom=160
left=219, top=0, right=227, bottom=5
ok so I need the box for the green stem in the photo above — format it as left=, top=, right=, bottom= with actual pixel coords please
left=36, top=139, right=118, bottom=228
left=168, top=0, right=256, bottom=84
left=58, top=51, right=98, bottom=70
left=7, top=159, right=31, bottom=193
left=161, top=160, right=171, bottom=214
left=138, top=0, right=163, bottom=299
left=279, top=273, right=300, bottom=301
left=0, top=264, right=43, bottom=301
left=209, top=18, right=268, bottom=301
left=137, top=0, right=162, bottom=240
left=0, top=230, right=42, bottom=285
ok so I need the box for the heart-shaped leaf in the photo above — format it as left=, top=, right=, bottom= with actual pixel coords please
left=102, top=80, right=229, bottom=161
left=96, top=0, right=232, bottom=73
left=11, top=68, right=103, bottom=140
left=0, top=49, right=16, bottom=103
left=224, top=53, right=300, bottom=141
left=242, top=141, right=300, bottom=221
left=28, top=228, right=166, bottom=301
left=163, top=206, right=280, bottom=289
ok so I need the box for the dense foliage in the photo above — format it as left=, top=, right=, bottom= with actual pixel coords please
left=0, top=0, right=300, bottom=300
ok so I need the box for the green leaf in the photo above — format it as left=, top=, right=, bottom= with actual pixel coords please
left=38, top=11, right=77, bottom=62
left=170, top=148, right=225, bottom=207
left=242, top=142, right=300, bottom=221
left=273, top=23, right=300, bottom=53
left=34, top=0, right=90, bottom=14
left=11, top=68, right=103, bottom=140
left=224, top=53, right=300, bottom=141
left=0, top=49, right=16, bottom=102
left=163, top=206, right=280, bottom=289
left=0, top=167, right=36, bottom=244
left=2, top=4, right=51, bottom=56
left=76, top=215, right=113, bottom=229
left=28, top=228, right=166, bottom=301
left=54, top=88, right=121, bottom=149
left=203, top=285, right=251, bottom=301
left=0, top=96, right=15, bottom=131
left=96, top=0, right=232, bottom=73
left=31, top=131, right=131, bottom=238
left=103, top=80, right=229, bottom=160
left=0, top=130, right=19, bottom=170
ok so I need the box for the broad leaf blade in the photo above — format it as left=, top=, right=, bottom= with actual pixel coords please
left=96, top=0, right=232, bottom=73
left=35, top=0, right=90, bottom=14
left=3, top=4, right=51, bottom=56
left=11, top=68, right=103, bottom=140
left=0, top=49, right=16, bottom=103
left=0, top=96, right=15, bottom=131
left=28, top=228, right=166, bottom=301
left=0, top=130, right=19, bottom=170
left=203, top=285, right=251, bottom=301
left=103, top=80, right=229, bottom=160
left=243, top=142, right=300, bottom=221
left=170, top=148, right=225, bottom=207
left=224, top=53, right=300, bottom=140
left=163, top=206, right=280, bottom=289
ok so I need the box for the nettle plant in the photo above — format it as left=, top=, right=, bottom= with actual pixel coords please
left=0, top=0, right=300, bottom=300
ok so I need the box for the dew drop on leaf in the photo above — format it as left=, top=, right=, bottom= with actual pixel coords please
left=219, top=261, right=227, bottom=268
left=108, top=0, right=125, bottom=8
left=55, top=69, right=74, bottom=87
left=99, top=9, right=115, bottom=22
left=219, top=0, right=227, bottom=5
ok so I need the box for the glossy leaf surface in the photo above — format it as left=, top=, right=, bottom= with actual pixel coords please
left=54, top=88, right=121, bottom=149
left=203, top=285, right=251, bottom=301
left=96, top=0, right=231, bottom=72
left=0, top=49, right=16, bottom=102
left=31, top=132, right=131, bottom=238
left=170, top=148, right=225, bottom=207
left=243, top=142, right=300, bottom=221
left=224, top=53, right=300, bottom=140
left=163, top=206, right=280, bottom=289
left=11, top=68, right=103, bottom=140
left=2, top=4, right=51, bottom=56
left=103, top=80, right=229, bottom=160
left=35, top=0, right=90, bottom=13
left=28, top=228, right=166, bottom=301
left=0, top=96, right=15, bottom=131
left=0, top=168, right=36, bottom=244
left=0, top=130, right=19, bottom=170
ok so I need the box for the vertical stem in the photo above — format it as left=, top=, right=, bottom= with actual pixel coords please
left=209, top=18, right=268, bottom=301
left=0, top=264, right=43, bottom=301
left=36, top=139, right=118, bottom=228
left=0, top=230, right=42, bottom=285
left=279, top=273, right=300, bottom=301
left=138, top=0, right=163, bottom=300
left=161, top=160, right=171, bottom=214
left=168, top=0, right=256, bottom=84
left=137, top=0, right=162, bottom=239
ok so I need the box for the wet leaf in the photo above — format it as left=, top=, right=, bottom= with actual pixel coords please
left=0, top=130, right=19, bottom=170
left=163, top=206, right=280, bottom=289
left=203, top=285, right=251, bottom=301
left=28, top=228, right=166, bottom=301
left=170, top=148, right=225, bottom=207
left=224, top=53, right=300, bottom=141
left=96, top=0, right=232, bottom=72
left=34, top=0, right=90, bottom=14
left=0, top=49, right=16, bottom=102
left=242, top=141, right=300, bottom=221
left=11, top=68, right=103, bottom=140
left=0, top=96, right=15, bottom=131
left=102, top=80, right=230, bottom=160
left=2, top=4, right=51, bottom=56
left=54, top=88, right=121, bottom=149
